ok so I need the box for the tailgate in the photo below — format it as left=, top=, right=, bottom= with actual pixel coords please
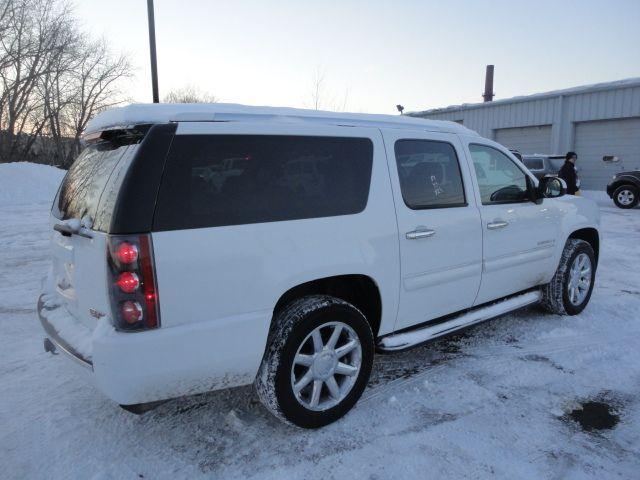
left=48, top=219, right=111, bottom=331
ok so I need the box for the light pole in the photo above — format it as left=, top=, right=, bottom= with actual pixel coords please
left=147, top=0, right=159, bottom=103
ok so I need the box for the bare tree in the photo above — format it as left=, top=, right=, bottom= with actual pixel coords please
left=0, top=0, right=73, bottom=161
left=0, top=0, right=131, bottom=166
left=63, top=37, right=131, bottom=165
left=163, top=85, right=218, bottom=103
left=309, top=65, right=326, bottom=110
left=306, top=66, right=349, bottom=112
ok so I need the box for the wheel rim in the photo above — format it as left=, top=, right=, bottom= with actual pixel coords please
left=617, top=189, right=635, bottom=205
left=567, top=253, right=592, bottom=306
left=290, top=321, right=362, bottom=412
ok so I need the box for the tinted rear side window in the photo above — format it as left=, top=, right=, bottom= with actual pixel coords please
left=153, top=135, right=374, bottom=231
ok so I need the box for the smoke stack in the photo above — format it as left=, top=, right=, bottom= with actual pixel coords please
left=483, top=65, right=494, bottom=102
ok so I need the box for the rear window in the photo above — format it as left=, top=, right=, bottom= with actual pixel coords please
left=153, top=135, right=374, bottom=231
left=523, top=158, right=544, bottom=170
left=53, top=134, right=141, bottom=231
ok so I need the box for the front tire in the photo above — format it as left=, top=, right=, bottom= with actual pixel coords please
left=541, top=239, right=596, bottom=315
left=613, top=184, right=638, bottom=209
left=255, top=295, right=374, bottom=428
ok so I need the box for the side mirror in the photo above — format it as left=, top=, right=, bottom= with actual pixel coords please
left=603, top=155, right=619, bottom=163
left=537, top=176, right=566, bottom=200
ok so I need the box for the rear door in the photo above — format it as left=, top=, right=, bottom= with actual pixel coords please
left=461, top=138, right=562, bottom=304
left=382, top=129, right=483, bottom=330
left=150, top=122, right=400, bottom=333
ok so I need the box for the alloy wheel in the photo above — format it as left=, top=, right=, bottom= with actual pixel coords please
left=290, top=321, right=362, bottom=411
left=568, top=253, right=592, bottom=306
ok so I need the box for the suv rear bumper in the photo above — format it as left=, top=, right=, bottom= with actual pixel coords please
left=37, top=294, right=270, bottom=405
left=38, top=295, right=93, bottom=369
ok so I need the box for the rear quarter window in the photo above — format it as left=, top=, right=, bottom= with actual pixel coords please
left=153, top=135, right=374, bottom=231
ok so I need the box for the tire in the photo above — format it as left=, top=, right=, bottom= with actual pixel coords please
left=541, top=239, right=596, bottom=316
left=255, top=295, right=374, bottom=428
left=612, top=184, right=639, bottom=209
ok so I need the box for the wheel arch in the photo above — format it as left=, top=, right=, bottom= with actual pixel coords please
left=612, top=178, right=640, bottom=190
left=273, top=274, right=383, bottom=339
left=568, top=227, right=599, bottom=267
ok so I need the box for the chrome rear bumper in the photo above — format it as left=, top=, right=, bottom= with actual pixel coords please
left=37, top=294, right=93, bottom=370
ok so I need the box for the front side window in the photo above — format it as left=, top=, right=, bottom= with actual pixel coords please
left=394, top=139, right=466, bottom=209
left=154, top=135, right=373, bottom=230
left=469, top=144, right=530, bottom=205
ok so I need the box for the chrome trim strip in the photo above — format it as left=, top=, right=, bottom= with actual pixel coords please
left=37, top=295, right=93, bottom=370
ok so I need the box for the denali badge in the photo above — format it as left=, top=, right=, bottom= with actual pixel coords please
left=89, top=308, right=106, bottom=319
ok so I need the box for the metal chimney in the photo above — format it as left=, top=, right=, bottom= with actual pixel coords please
left=483, top=65, right=495, bottom=102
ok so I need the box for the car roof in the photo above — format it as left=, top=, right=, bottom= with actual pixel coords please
left=85, top=103, right=479, bottom=136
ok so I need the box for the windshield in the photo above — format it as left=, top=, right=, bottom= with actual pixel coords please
left=523, top=158, right=544, bottom=170
left=52, top=135, right=141, bottom=231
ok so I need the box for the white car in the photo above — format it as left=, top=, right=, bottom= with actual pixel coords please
left=38, top=104, right=600, bottom=428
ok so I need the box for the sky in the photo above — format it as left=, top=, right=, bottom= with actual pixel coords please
left=75, top=0, right=640, bottom=115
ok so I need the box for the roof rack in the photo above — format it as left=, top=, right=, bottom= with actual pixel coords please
left=86, top=103, right=479, bottom=136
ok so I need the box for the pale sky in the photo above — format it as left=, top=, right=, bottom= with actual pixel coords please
left=75, top=0, right=640, bottom=114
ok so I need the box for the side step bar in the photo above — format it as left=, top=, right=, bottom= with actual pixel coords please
left=378, top=290, right=541, bottom=352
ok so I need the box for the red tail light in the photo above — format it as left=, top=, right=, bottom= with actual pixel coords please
left=121, top=300, right=143, bottom=324
left=107, top=234, right=160, bottom=331
left=115, top=272, right=139, bottom=293
left=138, top=235, right=159, bottom=329
left=115, top=242, right=139, bottom=265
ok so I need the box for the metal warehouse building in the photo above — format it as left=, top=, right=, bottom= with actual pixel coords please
left=412, top=78, right=640, bottom=190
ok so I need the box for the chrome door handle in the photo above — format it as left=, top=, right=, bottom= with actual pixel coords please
left=406, top=229, right=436, bottom=240
left=487, top=221, right=509, bottom=230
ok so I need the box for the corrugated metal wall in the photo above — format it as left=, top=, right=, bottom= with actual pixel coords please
left=415, top=83, right=640, bottom=153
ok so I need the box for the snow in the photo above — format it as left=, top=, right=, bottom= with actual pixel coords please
left=85, top=102, right=478, bottom=136
left=0, top=162, right=65, bottom=206
left=1, top=165, right=639, bottom=479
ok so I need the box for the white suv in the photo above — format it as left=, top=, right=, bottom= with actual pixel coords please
left=38, top=104, right=600, bottom=428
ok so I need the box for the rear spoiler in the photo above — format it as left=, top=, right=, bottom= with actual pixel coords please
left=81, top=125, right=152, bottom=147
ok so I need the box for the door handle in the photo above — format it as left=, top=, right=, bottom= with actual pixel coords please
left=487, top=221, right=509, bottom=230
left=406, top=228, right=436, bottom=240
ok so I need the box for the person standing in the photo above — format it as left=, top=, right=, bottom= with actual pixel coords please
left=558, top=151, right=580, bottom=195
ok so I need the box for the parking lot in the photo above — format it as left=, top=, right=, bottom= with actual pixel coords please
left=1, top=175, right=638, bottom=479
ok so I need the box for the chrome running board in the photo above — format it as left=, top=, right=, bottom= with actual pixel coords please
left=378, top=290, right=541, bottom=352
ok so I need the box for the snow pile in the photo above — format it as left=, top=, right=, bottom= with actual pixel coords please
left=0, top=162, right=65, bottom=206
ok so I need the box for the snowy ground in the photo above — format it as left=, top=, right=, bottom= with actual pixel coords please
left=1, top=164, right=639, bottom=479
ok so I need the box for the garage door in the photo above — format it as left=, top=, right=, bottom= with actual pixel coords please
left=574, top=117, right=640, bottom=190
left=494, top=125, right=552, bottom=154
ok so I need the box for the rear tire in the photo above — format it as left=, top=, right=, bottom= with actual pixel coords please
left=541, top=239, right=596, bottom=316
left=255, top=295, right=374, bottom=428
left=613, top=185, right=638, bottom=209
